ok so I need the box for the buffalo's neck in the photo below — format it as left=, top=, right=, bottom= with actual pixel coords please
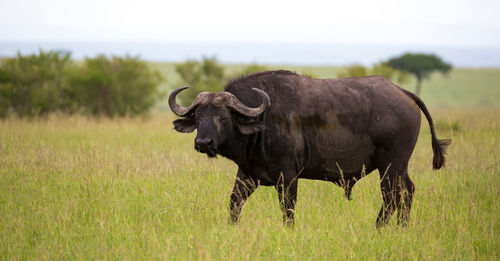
left=218, top=133, right=263, bottom=171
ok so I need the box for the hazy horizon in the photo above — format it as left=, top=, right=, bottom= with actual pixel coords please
left=1, top=41, right=499, bottom=68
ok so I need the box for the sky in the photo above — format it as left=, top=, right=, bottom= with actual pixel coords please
left=1, top=0, right=500, bottom=46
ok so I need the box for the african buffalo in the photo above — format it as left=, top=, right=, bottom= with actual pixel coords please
left=169, top=70, right=451, bottom=227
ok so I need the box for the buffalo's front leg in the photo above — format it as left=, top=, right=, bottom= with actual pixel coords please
left=275, top=172, right=298, bottom=226
left=229, top=168, right=258, bottom=224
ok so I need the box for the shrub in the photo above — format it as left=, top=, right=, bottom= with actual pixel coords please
left=69, top=55, right=164, bottom=117
left=337, top=63, right=410, bottom=85
left=174, top=59, right=277, bottom=105
left=337, top=64, right=368, bottom=78
left=371, top=62, right=410, bottom=85
left=0, top=51, right=164, bottom=118
left=0, top=50, right=72, bottom=117
left=239, top=64, right=269, bottom=75
left=174, top=56, right=225, bottom=105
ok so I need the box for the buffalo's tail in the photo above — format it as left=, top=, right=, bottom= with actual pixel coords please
left=400, top=88, right=452, bottom=169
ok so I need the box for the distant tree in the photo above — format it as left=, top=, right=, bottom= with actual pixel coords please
left=69, top=55, right=164, bottom=117
left=386, top=53, right=452, bottom=96
left=337, top=63, right=410, bottom=85
left=175, top=56, right=225, bottom=105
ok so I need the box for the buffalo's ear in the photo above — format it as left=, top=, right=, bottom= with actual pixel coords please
left=173, top=117, right=196, bottom=133
left=235, top=117, right=265, bottom=135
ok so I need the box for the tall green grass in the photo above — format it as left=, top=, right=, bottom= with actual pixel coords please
left=0, top=108, right=498, bottom=260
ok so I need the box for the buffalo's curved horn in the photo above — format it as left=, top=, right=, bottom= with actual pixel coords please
left=222, top=88, right=271, bottom=117
left=168, top=87, right=210, bottom=116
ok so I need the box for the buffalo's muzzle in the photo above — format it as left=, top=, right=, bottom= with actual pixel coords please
left=195, top=137, right=212, bottom=147
left=195, top=137, right=216, bottom=157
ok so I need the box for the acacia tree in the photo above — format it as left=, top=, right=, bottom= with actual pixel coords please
left=386, top=53, right=452, bottom=96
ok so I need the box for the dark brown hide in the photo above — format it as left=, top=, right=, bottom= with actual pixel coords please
left=170, top=70, right=451, bottom=227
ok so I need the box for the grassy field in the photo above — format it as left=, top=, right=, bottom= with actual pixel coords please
left=1, top=109, right=498, bottom=260
left=0, top=65, right=499, bottom=260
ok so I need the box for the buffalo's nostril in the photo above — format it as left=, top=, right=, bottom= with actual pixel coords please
left=195, top=137, right=213, bottom=147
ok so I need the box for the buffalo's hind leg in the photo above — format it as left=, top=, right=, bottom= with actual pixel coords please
left=376, top=161, right=415, bottom=228
left=376, top=165, right=397, bottom=228
left=229, top=168, right=258, bottom=224
left=275, top=171, right=298, bottom=226
left=396, top=171, right=415, bottom=226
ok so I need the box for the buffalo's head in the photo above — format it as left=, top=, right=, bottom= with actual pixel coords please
left=169, top=87, right=270, bottom=157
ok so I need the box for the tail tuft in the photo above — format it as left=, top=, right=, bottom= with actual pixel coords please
left=432, top=138, right=452, bottom=169
left=398, top=86, right=452, bottom=170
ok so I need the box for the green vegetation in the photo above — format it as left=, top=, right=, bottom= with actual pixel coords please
left=174, top=57, right=226, bottom=105
left=174, top=58, right=270, bottom=105
left=0, top=50, right=73, bottom=117
left=4, top=51, right=493, bottom=115
left=337, top=62, right=410, bottom=85
left=386, top=53, right=452, bottom=96
left=235, top=63, right=269, bottom=76
left=151, top=62, right=499, bottom=109
left=337, top=64, right=369, bottom=78
left=336, top=53, right=452, bottom=95
left=403, top=68, right=500, bottom=108
left=0, top=108, right=498, bottom=259
left=69, top=55, right=164, bottom=117
left=0, top=51, right=164, bottom=118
